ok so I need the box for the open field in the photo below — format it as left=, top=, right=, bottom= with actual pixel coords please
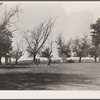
left=0, top=63, right=100, bottom=90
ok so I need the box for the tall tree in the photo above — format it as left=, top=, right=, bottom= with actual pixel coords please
left=56, top=34, right=71, bottom=59
left=0, top=4, right=20, bottom=64
left=90, top=18, right=100, bottom=46
left=0, top=28, right=13, bottom=64
left=22, top=19, right=55, bottom=64
left=90, top=18, right=100, bottom=63
left=72, top=35, right=90, bottom=63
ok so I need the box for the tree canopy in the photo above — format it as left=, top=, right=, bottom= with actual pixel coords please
left=40, top=42, right=53, bottom=59
left=0, top=4, right=20, bottom=64
left=90, top=18, right=100, bottom=47
left=72, top=35, right=90, bottom=63
left=56, top=34, right=71, bottom=58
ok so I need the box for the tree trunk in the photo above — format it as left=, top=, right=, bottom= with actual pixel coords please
left=33, top=55, right=36, bottom=64
left=47, top=58, right=51, bottom=66
left=5, top=57, right=8, bottom=65
left=94, top=55, right=97, bottom=64
left=0, top=56, right=2, bottom=65
left=15, top=59, right=18, bottom=64
left=79, top=56, right=82, bottom=63
left=47, top=58, right=49, bottom=66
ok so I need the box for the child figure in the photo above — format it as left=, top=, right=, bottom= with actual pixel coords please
left=47, top=58, right=51, bottom=66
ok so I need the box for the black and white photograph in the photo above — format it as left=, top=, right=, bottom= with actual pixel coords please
left=0, top=1, right=100, bottom=91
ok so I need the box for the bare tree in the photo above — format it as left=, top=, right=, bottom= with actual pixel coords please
left=10, top=42, right=23, bottom=64
left=22, top=19, right=55, bottom=64
left=0, top=4, right=20, bottom=32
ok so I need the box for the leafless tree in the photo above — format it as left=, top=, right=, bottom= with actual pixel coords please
left=10, top=42, right=23, bottom=64
left=22, top=19, right=55, bottom=64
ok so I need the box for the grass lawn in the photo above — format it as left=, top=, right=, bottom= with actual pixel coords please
left=0, top=63, right=100, bottom=90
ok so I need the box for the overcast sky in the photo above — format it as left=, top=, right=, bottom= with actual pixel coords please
left=0, top=1, right=100, bottom=60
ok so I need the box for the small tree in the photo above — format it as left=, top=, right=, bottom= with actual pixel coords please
left=22, top=19, right=55, bottom=64
left=11, top=43, right=23, bottom=64
left=40, top=42, right=53, bottom=60
left=72, top=35, right=90, bottom=63
left=56, top=34, right=71, bottom=60
left=89, top=45, right=98, bottom=63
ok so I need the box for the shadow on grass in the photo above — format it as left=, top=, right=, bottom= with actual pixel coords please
left=0, top=73, right=93, bottom=90
left=0, top=64, right=31, bottom=68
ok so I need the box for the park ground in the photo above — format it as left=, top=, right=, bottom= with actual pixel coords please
left=0, top=63, right=100, bottom=90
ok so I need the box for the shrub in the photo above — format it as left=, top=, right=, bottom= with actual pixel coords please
left=67, top=59, right=75, bottom=63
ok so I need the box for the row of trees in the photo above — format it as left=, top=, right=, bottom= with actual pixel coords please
left=56, top=34, right=90, bottom=63
left=22, top=17, right=100, bottom=64
left=0, top=4, right=100, bottom=64
left=56, top=18, right=100, bottom=63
